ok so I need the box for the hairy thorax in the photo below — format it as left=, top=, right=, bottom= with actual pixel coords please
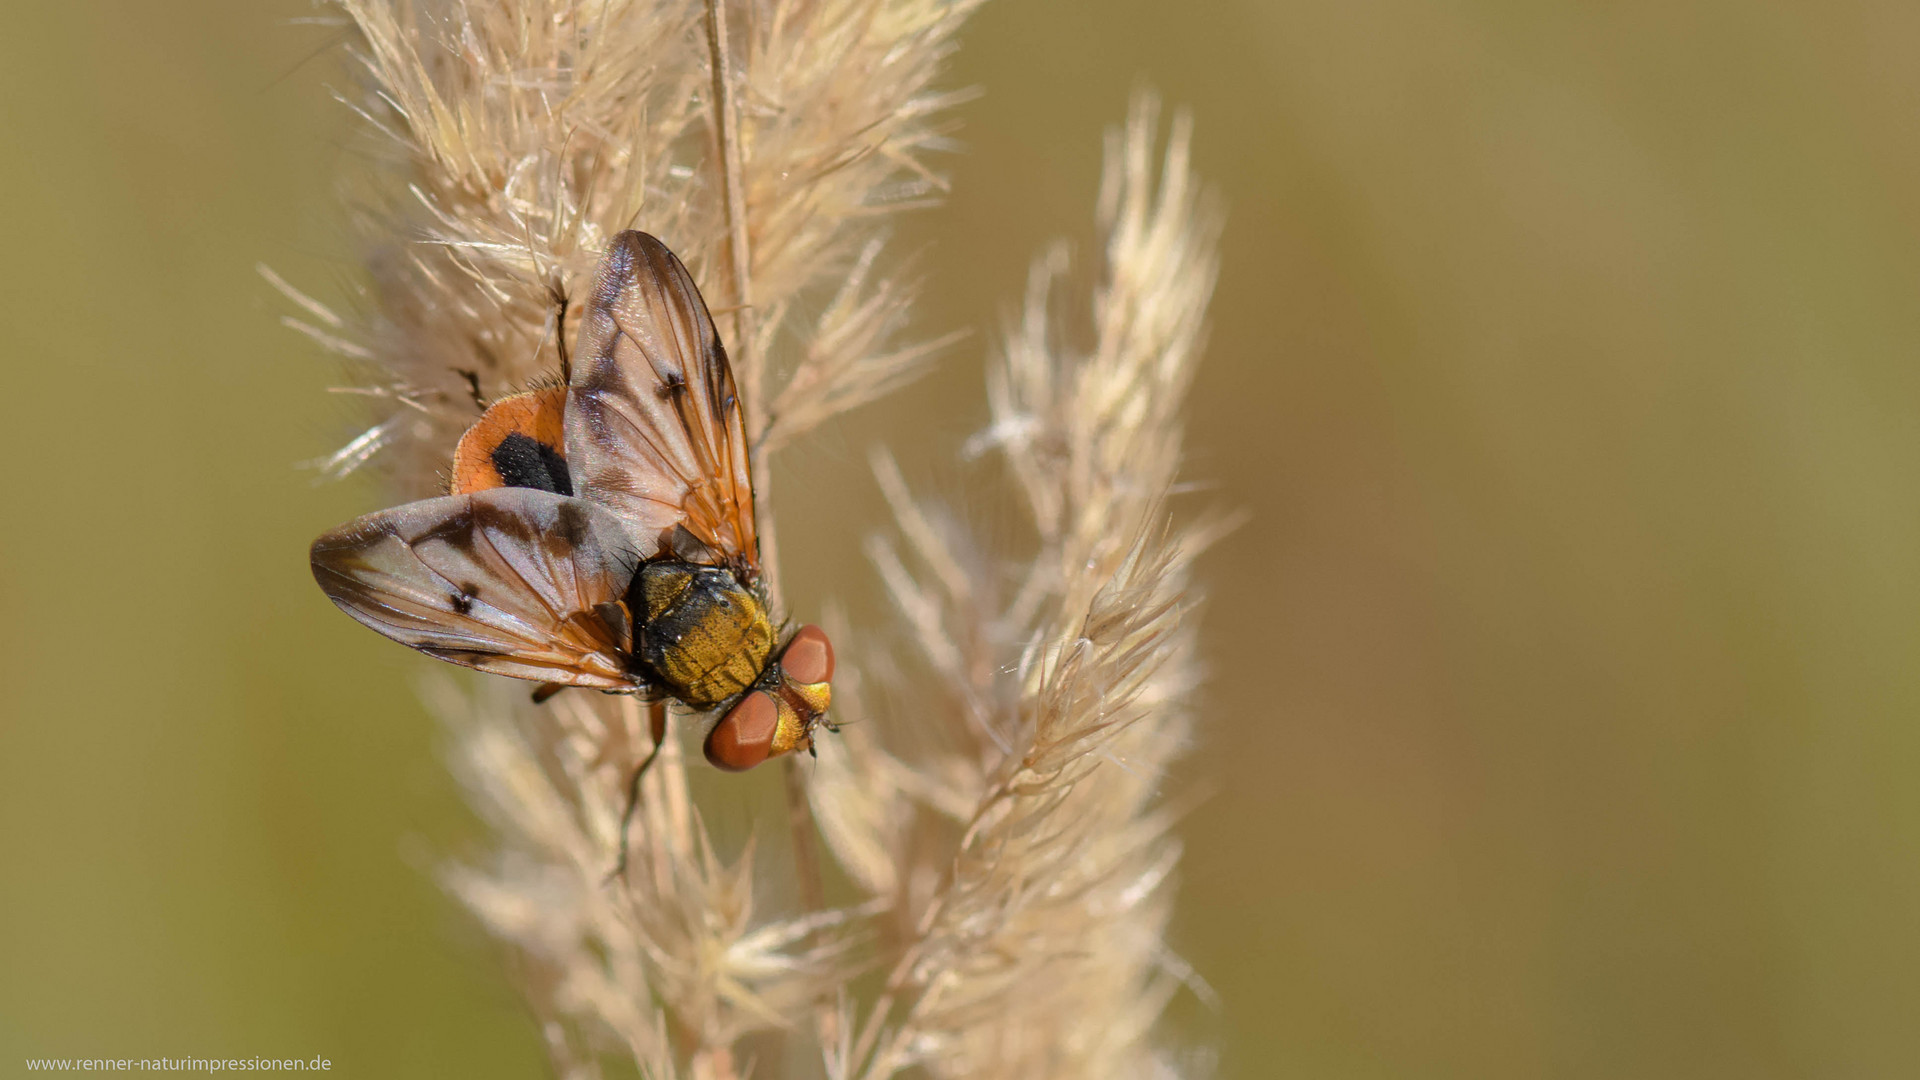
left=630, top=561, right=773, bottom=710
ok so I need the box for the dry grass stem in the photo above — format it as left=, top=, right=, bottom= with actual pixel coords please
left=289, top=0, right=1220, bottom=1074
left=813, top=94, right=1224, bottom=1079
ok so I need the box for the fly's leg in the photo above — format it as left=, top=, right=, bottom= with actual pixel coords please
left=608, top=699, right=669, bottom=883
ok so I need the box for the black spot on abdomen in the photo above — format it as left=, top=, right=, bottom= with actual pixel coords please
left=490, top=432, right=573, bottom=495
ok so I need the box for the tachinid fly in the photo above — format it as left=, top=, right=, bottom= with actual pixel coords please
left=310, top=231, right=835, bottom=862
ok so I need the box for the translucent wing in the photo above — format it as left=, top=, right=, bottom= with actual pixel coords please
left=310, top=488, right=643, bottom=689
left=566, top=231, right=760, bottom=578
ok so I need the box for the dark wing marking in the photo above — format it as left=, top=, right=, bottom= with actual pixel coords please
left=565, top=231, right=759, bottom=577
left=310, top=488, right=644, bottom=689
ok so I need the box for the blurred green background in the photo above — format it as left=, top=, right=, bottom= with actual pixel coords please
left=5, top=1, right=1919, bottom=1076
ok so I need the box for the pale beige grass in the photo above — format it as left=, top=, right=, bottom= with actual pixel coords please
left=284, top=2, right=1222, bottom=1076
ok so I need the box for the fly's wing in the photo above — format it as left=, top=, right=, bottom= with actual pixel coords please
left=566, top=231, right=760, bottom=578
left=310, top=488, right=642, bottom=689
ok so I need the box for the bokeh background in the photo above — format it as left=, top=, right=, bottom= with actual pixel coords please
left=5, top=1, right=1920, bottom=1076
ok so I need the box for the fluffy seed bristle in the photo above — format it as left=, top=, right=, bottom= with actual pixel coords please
left=813, top=94, right=1226, bottom=1080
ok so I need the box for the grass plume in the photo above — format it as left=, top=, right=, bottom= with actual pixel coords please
left=286, top=1, right=1220, bottom=1074
left=817, top=94, right=1224, bottom=1080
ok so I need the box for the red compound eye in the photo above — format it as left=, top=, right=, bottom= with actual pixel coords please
left=781, top=625, right=834, bottom=686
left=705, top=691, right=778, bottom=771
